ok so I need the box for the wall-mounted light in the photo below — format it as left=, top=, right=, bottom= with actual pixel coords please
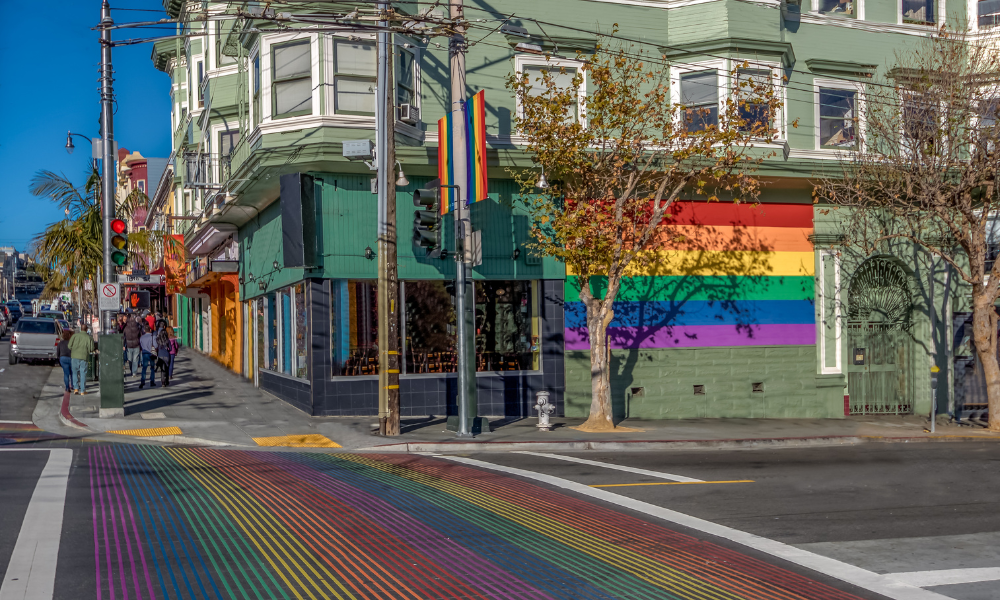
left=248, top=272, right=255, bottom=282
left=238, top=276, right=245, bottom=285
left=511, top=248, right=521, bottom=261
left=258, top=280, right=267, bottom=291
left=536, top=168, right=549, bottom=190
left=364, top=246, right=375, bottom=260
left=395, top=161, right=409, bottom=187
left=272, top=260, right=280, bottom=271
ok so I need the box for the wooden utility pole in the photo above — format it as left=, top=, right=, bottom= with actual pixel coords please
left=377, top=1, right=401, bottom=435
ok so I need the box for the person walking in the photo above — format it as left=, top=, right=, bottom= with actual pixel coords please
left=57, top=329, right=73, bottom=393
left=122, top=315, right=142, bottom=379
left=139, top=322, right=157, bottom=389
left=155, top=325, right=171, bottom=387
left=167, top=327, right=180, bottom=379
left=68, top=324, right=94, bottom=395
left=144, top=310, right=155, bottom=332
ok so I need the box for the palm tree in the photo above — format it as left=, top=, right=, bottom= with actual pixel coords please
left=30, top=168, right=160, bottom=316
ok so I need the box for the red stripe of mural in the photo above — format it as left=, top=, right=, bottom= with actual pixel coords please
left=665, top=202, right=814, bottom=228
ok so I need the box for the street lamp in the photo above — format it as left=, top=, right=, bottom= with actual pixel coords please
left=65, top=131, right=92, bottom=155
left=395, top=161, right=409, bottom=187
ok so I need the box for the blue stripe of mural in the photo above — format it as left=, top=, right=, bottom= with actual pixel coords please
left=564, top=300, right=816, bottom=329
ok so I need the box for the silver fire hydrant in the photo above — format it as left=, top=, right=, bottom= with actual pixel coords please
left=534, top=390, right=555, bottom=431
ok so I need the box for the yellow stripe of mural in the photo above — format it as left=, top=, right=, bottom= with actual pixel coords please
left=567, top=251, right=815, bottom=277
left=169, top=449, right=352, bottom=600
left=341, top=456, right=747, bottom=600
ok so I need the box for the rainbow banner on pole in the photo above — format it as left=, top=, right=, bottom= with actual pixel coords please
left=466, top=90, right=488, bottom=203
left=438, top=90, right=489, bottom=213
left=437, top=112, right=458, bottom=215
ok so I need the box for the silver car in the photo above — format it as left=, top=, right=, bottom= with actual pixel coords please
left=9, top=318, right=62, bottom=365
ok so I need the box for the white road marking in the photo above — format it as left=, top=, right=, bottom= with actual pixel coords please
left=888, top=567, right=1000, bottom=587
left=0, top=449, right=72, bottom=600
left=514, top=451, right=703, bottom=482
left=0, top=420, right=33, bottom=425
left=442, top=455, right=950, bottom=600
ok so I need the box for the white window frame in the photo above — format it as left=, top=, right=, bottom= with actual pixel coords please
left=395, top=40, right=421, bottom=114
left=817, top=249, right=842, bottom=375
left=323, top=33, right=378, bottom=116
left=210, top=122, right=241, bottom=182
left=897, top=0, right=944, bottom=25
left=514, top=54, right=587, bottom=127
left=249, top=42, right=261, bottom=128
left=729, top=59, right=786, bottom=141
left=671, top=59, right=726, bottom=133
left=260, top=31, right=321, bottom=124
left=810, top=0, right=865, bottom=19
left=813, top=78, right=864, bottom=152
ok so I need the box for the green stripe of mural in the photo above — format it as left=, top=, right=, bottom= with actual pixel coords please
left=566, top=276, right=816, bottom=302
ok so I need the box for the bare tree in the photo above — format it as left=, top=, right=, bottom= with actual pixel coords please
left=817, top=30, right=1000, bottom=431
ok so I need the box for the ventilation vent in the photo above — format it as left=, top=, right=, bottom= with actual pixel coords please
left=752, top=382, right=765, bottom=393
left=630, top=387, right=645, bottom=397
left=693, top=384, right=706, bottom=396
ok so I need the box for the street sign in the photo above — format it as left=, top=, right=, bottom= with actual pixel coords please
left=120, top=274, right=164, bottom=285
left=127, top=290, right=150, bottom=310
left=98, top=282, right=120, bottom=311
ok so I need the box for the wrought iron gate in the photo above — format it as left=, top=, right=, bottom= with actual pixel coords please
left=845, top=259, right=914, bottom=415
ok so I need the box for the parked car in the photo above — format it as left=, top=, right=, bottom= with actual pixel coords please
left=57, top=319, right=71, bottom=331
left=9, top=318, right=62, bottom=365
left=37, top=310, right=65, bottom=321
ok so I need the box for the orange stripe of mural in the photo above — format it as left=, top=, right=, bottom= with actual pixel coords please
left=649, top=226, right=813, bottom=252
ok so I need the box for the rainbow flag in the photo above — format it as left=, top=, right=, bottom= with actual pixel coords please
left=466, top=90, right=488, bottom=202
left=437, top=112, right=458, bottom=214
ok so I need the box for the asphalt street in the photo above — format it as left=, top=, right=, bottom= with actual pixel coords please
left=467, top=445, right=1000, bottom=600
left=0, top=332, right=54, bottom=422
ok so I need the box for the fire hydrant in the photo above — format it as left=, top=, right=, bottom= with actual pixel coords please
left=534, top=390, right=555, bottom=431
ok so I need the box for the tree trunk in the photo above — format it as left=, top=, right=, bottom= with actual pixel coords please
left=971, top=296, right=1000, bottom=432
left=580, top=299, right=616, bottom=431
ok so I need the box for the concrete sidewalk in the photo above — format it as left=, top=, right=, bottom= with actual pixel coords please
left=50, top=347, right=1000, bottom=451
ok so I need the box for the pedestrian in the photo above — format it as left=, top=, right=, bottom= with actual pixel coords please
left=138, top=322, right=157, bottom=389
left=122, top=315, right=141, bottom=378
left=156, top=325, right=171, bottom=387
left=167, top=327, right=180, bottom=379
left=144, top=310, right=155, bottom=331
left=68, top=324, right=94, bottom=395
left=57, top=329, right=73, bottom=393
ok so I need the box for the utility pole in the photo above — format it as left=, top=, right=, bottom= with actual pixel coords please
left=100, top=0, right=116, bottom=332
left=450, top=0, right=478, bottom=436
left=377, top=0, right=401, bottom=435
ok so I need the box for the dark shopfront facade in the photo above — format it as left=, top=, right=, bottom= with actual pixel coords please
left=239, top=175, right=567, bottom=419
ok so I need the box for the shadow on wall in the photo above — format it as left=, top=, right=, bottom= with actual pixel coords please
left=564, top=202, right=816, bottom=422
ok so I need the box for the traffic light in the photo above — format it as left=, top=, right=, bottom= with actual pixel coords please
left=413, top=179, right=444, bottom=258
left=110, top=218, right=129, bottom=267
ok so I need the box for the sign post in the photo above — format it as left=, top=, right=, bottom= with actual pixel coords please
left=97, top=282, right=124, bottom=417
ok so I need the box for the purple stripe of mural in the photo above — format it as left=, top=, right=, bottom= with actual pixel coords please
left=565, top=324, right=816, bottom=350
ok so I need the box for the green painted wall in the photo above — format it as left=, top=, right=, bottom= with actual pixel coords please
left=565, top=346, right=845, bottom=419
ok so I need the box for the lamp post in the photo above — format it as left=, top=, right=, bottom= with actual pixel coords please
left=65, top=131, right=100, bottom=171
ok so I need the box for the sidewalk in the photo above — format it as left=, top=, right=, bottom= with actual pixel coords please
left=50, top=347, right=1000, bottom=451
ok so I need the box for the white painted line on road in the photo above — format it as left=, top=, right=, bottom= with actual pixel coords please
left=443, top=455, right=951, bottom=600
left=513, top=451, right=704, bottom=482
left=0, top=420, right=33, bottom=425
left=0, top=448, right=72, bottom=600
left=888, top=567, right=1000, bottom=587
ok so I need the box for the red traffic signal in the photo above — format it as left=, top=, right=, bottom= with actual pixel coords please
left=111, top=218, right=127, bottom=234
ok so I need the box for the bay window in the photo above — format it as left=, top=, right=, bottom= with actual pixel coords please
left=272, top=40, right=312, bottom=118
left=735, top=68, right=772, bottom=132
left=396, top=47, right=416, bottom=107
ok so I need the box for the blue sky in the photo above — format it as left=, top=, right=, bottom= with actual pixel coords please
left=0, top=0, right=172, bottom=251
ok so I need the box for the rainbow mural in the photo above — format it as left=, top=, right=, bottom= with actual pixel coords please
left=565, top=202, right=815, bottom=350
left=89, top=447, right=862, bottom=600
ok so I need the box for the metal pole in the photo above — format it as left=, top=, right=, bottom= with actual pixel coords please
left=929, top=257, right=936, bottom=433
left=450, top=0, right=477, bottom=437
left=376, top=0, right=401, bottom=435
left=100, top=0, right=116, bottom=331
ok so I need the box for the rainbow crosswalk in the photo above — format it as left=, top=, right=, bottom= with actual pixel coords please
left=89, top=447, right=863, bottom=600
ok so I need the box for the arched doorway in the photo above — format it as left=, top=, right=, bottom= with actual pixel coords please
left=846, top=258, right=914, bottom=415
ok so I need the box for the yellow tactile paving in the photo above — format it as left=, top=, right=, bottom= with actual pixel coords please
left=107, top=426, right=184, bottom=437
left=252, top=434, right=341, bottom=448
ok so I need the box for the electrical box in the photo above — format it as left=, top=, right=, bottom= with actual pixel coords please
left=343, top=139, right=375, bottom=161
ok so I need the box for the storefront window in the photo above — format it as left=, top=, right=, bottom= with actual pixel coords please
left=332, top=280, right=380, bottom=375
left=404, top=280, right=457, bottom=374
left=280, top=289, right=293, bottom=375
left=475, top=281, right=539, bottom=371
left=294, top=283, right=308, bottom=379
left=255, top=299, right=266, bottom=378
left=266, top=293, right=278, bottom=371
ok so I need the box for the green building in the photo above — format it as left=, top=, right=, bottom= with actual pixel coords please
left=146, top=0, right=980, bottom=421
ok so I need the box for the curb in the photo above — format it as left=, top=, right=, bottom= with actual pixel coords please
left=98, top=434, right=237, bottom=447
left=358, top=433, right=1000, bottom=453
left=58, top=391, right=90, bottom=431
